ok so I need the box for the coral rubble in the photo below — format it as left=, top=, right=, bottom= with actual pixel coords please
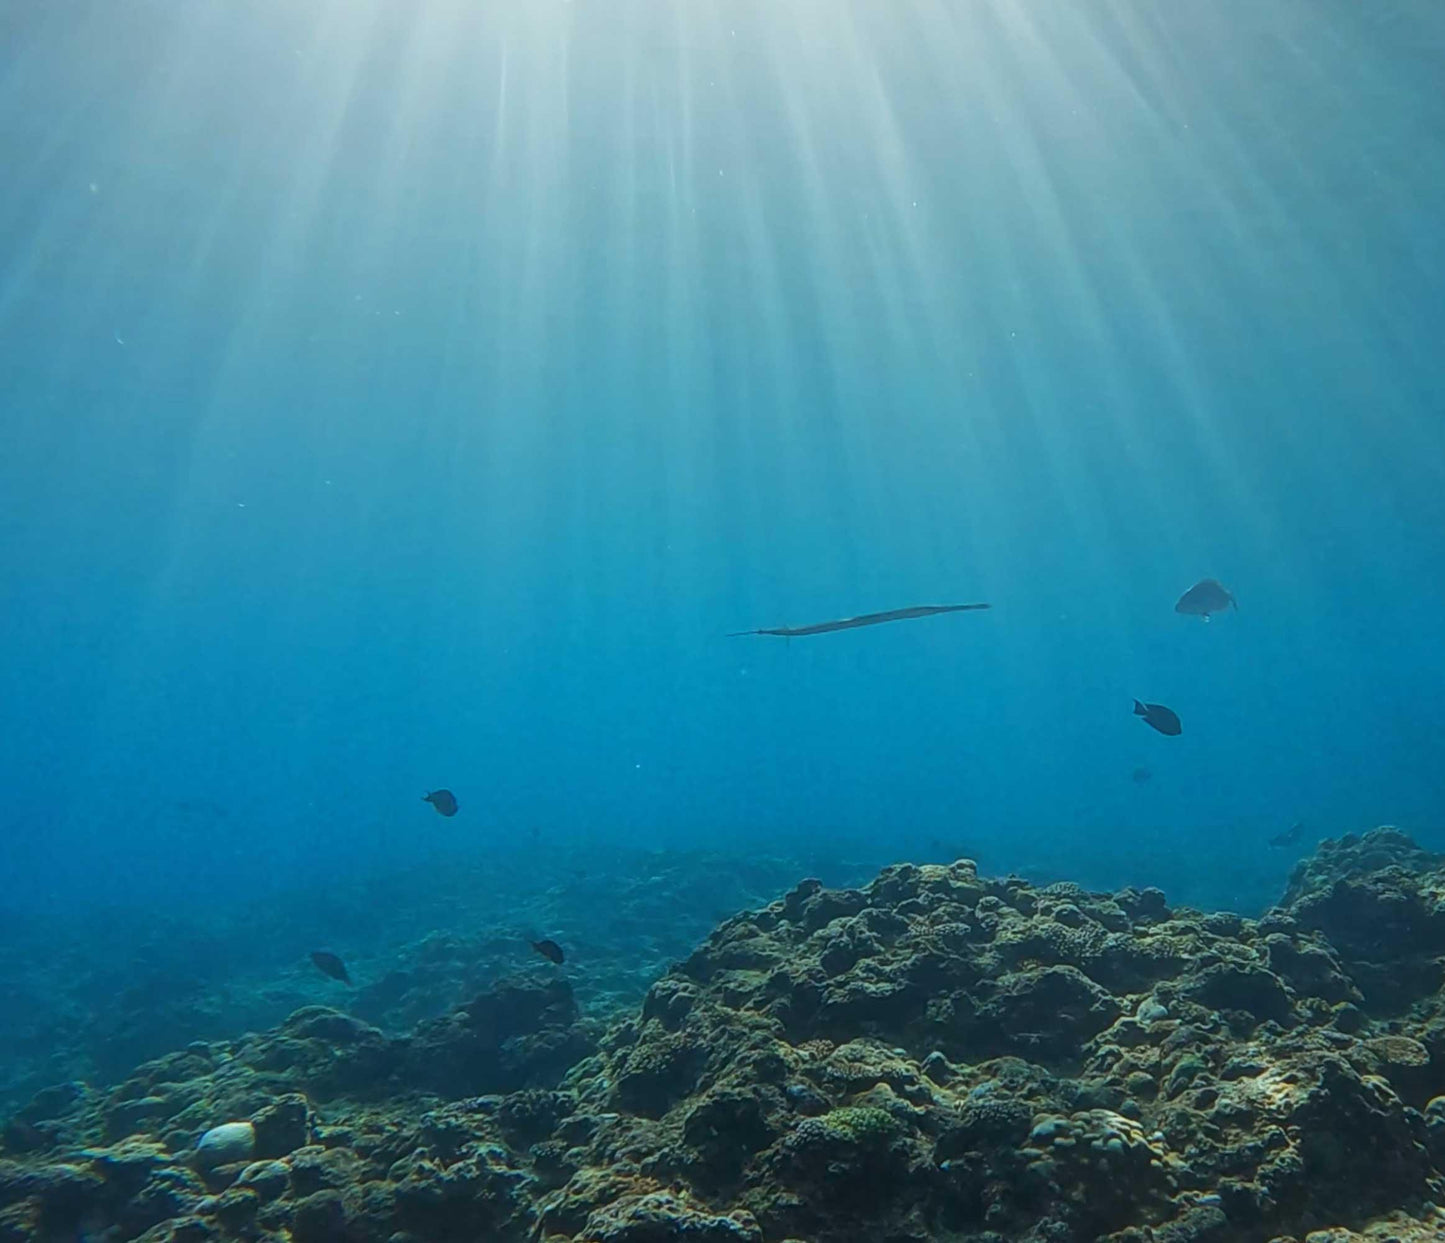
left=6, top=826, right=1445, bottom=1242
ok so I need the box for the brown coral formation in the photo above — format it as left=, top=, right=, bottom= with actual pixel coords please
left=7, top=827, right=1445, bottom=1242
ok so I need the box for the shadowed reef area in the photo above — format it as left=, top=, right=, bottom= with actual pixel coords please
left=7, top=827, right=1445, bottom=1242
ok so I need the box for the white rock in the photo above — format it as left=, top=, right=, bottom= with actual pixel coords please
left=195, top=1121, right=255, bottom=1169
left=1137, top=998, right=1169, bottom=1023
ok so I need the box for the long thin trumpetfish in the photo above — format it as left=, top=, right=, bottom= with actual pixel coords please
left=728, top=602, right=991, bottom=638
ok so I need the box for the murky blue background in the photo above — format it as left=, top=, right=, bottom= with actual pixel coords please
left=3, top=0, right=1443, bottom=929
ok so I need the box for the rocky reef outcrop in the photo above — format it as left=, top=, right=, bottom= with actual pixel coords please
left=0, top=849, right=881, bottom=1122
left=6, top=826, right=1445, bottom=1242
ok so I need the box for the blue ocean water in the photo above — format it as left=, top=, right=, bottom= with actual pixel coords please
left=1, top=0, right=1443, bottom=978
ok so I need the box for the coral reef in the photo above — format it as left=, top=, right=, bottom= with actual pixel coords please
left=6, top=827, right=1445, bottom=1241
left=0, top=848, right=871, bottom=1115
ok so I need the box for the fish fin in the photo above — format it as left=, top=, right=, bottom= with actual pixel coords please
left=1133, top=700, right=1146, bottom=715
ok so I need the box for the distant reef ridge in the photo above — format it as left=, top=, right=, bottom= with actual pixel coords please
left=7, top=827, right=1445, bottom=1242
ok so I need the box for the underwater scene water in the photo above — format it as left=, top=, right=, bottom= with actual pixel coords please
left=3, top=2, right=1445, bottom=1240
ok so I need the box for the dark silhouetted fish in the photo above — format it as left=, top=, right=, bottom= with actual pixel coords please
left=1134, top=700, right=1182, bottom=736
left=530, top=939, right=565, bottom=965
left=423, top=789, right=458, bottom=817
left=1175, top=578, right=1236, bottom=620
left=1270, top=822, right=1305, bottom=848
left=310, top=951, right=351, bottom=984
left=1131, top=766, right=1153, bottom=784
left=729, top=602, right=990, bottom=638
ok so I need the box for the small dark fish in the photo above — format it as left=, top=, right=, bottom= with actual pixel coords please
left=1131, top=766, right=1153, bottom=784
left=310, top=951, right=351, bottom=984
left=1134, top=700, right=1182, bottom=736
left=423, top=789, right=458, bottom=817
left=729, top=602, right=990, bottom=638
left=1175, top=578, right=1236, bottom=620
left=530, top=939, right=565, bottom=965
left=1270, top=822, right=1305, bottom=848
